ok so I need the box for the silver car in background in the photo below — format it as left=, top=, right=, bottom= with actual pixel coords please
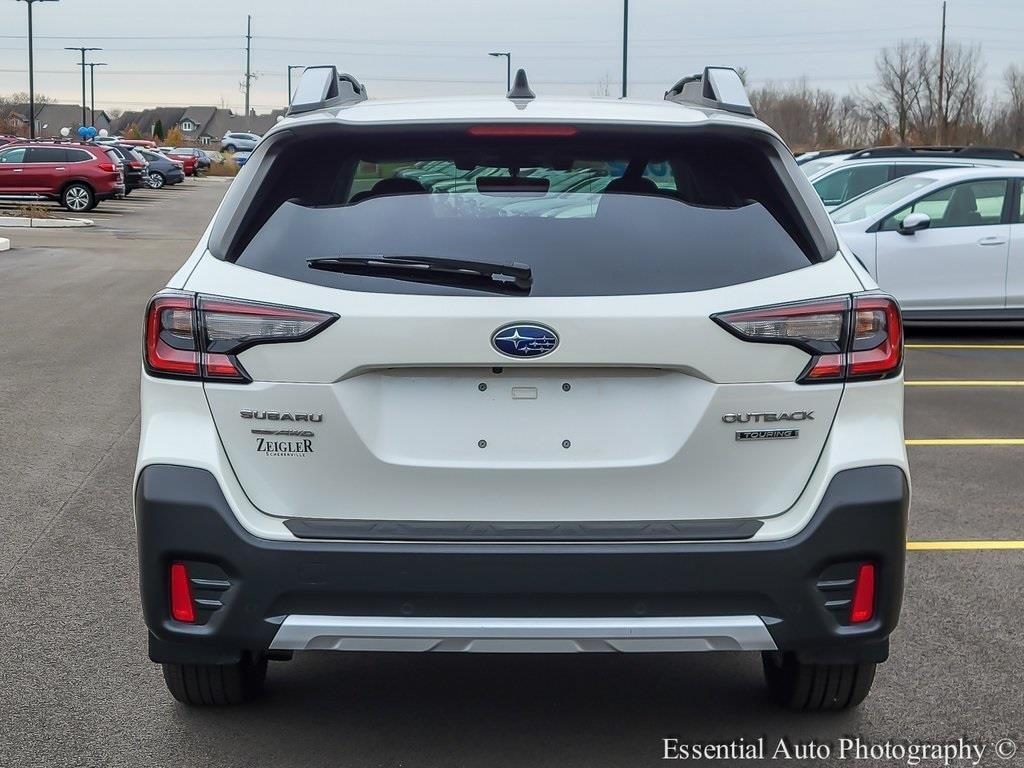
left=220, top=131, right=261, bottom=153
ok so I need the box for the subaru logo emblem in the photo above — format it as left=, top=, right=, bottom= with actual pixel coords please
left=491, top=323, right=559, bottom=358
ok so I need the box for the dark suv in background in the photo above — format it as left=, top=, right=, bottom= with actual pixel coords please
left=107, top=144, right=150, bottom=194
left=0, top=142, right=124, bottom=211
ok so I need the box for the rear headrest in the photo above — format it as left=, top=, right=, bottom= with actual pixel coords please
left=604, top=176, right=659, bottom=195
left=349, top=176, right=426, bottom=204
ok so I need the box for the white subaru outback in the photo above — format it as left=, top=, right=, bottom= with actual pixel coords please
left=135, top=66, right=909, bottom=709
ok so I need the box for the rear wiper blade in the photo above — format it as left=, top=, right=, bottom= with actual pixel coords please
left=307, top=254, right=533, bottom=294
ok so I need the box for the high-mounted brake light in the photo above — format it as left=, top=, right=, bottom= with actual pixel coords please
left=466, top=124, right=579, bottom=138
left=143, top=290, right=337, bottom=383
left=713, top=294, right=902, bottom=384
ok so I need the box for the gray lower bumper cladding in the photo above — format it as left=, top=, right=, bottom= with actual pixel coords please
left=269, top=615, right=778, bottom=653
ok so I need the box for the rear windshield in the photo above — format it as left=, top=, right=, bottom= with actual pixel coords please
left=217, top=128, right=829, bottom=297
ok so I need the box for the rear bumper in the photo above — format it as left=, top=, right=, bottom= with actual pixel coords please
left=136, top=464, right=908, bottom=665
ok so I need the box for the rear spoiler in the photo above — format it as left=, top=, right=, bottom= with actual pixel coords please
left=664, top=66, right=754, bottom=117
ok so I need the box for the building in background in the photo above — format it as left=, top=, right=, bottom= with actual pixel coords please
left=0, top=103, right=111, bottom=137
left=108, top=106, right=284, bottom=144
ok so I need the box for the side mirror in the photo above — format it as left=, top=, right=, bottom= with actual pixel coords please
left=898, top=212, right=931, bottom=235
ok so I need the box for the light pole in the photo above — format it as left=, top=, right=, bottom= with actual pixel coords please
left=79, top=62, right=107, bottom=127
left=621, top=0, right=628, bottom=98
left=65, top=46, right=102, bottom=129
left=287, top=65, right=304, bottom=105
left=489, top=52, right=511, bottom=92
left=16, top=0, right=59, bottom=140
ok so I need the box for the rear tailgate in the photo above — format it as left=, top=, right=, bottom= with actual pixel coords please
left=190, top=254, right=859, bottom=524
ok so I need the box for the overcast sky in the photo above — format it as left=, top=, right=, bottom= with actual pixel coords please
left=0, top=0, right=1020, bottom=115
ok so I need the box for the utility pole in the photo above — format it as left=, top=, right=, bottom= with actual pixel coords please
left=936, top=0, right=947, bottom=144
left=65, top=46, right=101, bottom=129
left=621, top=0, right=629, bottom=98
left=244, top=15, right=252, bottom=119
left=287, top=65, right=305, bottom=105
left=488, top=52, right=511, bottom=91
left=17, top=0, right=60, bottom=140
left=80, top=62, right=107, bottom=127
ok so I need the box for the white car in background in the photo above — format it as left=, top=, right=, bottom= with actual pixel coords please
left=832, top=167, right=1024, bottom=320
left=799, top=153, right=854, bottom=177
left=809, top=147, right=1023, bottom=211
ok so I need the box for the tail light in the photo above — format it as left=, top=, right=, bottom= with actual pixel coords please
left=130, top=160, right=144, bottom=169
left=144, top=290, right=337, bottom=383
left=98, top=162, right=117, bottom=172
left=713, top=294, right=902, bottom=384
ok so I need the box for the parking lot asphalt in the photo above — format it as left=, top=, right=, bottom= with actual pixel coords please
left=1, top=183, right=1021, bottom=767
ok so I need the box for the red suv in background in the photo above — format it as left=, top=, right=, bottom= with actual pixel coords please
left=162, top=149, right=199, bottom=176
left=0, top=142, right=124, bottom=212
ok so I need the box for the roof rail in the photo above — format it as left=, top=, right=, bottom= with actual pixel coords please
left=664, top=66, right=754, bottom=117
left=287, top=65, right=367, bottom=116
left=847, top=145, right=1023, bottom=161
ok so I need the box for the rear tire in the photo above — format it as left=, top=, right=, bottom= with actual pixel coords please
left=61, top=182, right=95, bottom=212
left=161, top=652, right=267, bottom=705
left=762, top=651, right=876, bottom=710
left=148, top=172, right=165, bottom=189
left=224, top=144, right=237, bottom=153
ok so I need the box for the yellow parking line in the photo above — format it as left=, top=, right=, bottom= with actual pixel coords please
left=906, top=438, right=1024, bottom=446
left=907, top=540, right=1024, bottom=550
left=906, top=380, right=1024, bottom=386
left=906, top=344, right=1024, bottom=350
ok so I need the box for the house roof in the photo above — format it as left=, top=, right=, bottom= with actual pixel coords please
left=179, top=106, right=217, bottom=130
left=1, top=103, right=110, bottom=130
left=109, top=107, right=185, bottom=136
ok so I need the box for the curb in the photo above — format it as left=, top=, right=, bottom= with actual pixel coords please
left=0, top=217, right=94, bottom=229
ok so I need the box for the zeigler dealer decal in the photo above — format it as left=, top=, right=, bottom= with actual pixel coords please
left=241, top=410, right=322, bottom=457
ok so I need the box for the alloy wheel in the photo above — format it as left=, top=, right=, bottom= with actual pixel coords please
left=65, top=186, right=90, bottom=211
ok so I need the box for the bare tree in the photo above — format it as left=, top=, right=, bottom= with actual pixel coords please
left=914, top=42, right=985, bottom=143
left=987, top=64, right=1024, bottom=148
left=867, top=40, right=928, bottom=143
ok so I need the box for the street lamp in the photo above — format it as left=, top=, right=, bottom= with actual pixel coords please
left=64, top=45, right=102, bottom=129
left=287, top=65, right=305, bottom=106
left=78, top=62, right=107, bottom=127
left=15, top=0, right=59, bottom=140
left=488, top=52, right=511, bottom=92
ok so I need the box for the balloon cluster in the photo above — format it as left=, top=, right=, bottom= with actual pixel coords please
left=77, top=125, right=100, bottom=140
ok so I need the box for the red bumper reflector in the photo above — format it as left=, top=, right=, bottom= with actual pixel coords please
left=849, top=563, right=876, bottom=624
left=169, top=562, right=196, bottom=623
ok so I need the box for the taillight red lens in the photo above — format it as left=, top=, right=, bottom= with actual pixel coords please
left=849, top=563, right=876, bottom=624
left=169, top=562, right=196, bottom=623
left=713, top=294, right=902, bottom=384
left=98, top=162, right=116, bottom=172
left=144, top=292, right=200, bottom=377
left=143, top=290, right=337, bottom=383
left=848, top=296, right=903, bottom=380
